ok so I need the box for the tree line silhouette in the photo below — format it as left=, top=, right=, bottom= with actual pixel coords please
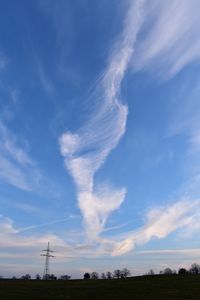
left=83, top=263, right=200, bottom=280
left=84, top=268, right=131, bottom=280
left=1, top=263, right=200, bottom=280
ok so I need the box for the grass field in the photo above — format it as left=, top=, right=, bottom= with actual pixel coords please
left=0, top=275, right=200, bottom=300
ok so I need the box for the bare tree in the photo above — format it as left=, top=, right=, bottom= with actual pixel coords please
left=106, top=271, right=112, bottom=279
left=113, top=269, right=121, bottom=279
left=91, top=272, right=99, bottom=279
left=121, top=268, right=131, bottom=278
left=189, top=263, right=200, bottom=274
left=59, top=275, right=71, bottom=280
left=101, top=273, right=106, bottom=279
left=163, top=268, right=173, bottom=275
left=48, top=274, right=57, bottom=280
left=147, top=269, right=154, bottom=275
left=21, top=274, right=31, bottom=280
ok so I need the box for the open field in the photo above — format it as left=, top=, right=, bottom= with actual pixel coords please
left=0, top=275, right=200, bottom=300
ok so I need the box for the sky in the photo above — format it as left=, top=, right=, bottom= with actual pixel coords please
left=0, top=0, right=200, bottom=279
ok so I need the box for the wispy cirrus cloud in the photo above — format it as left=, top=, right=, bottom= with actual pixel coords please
left=58, top=0, right=200, bottom=255
left=133, top=0, right=200, bottom=77
left=0, top=120, right=39, bottom=191
left=0, top=214, right=67, bottom=250
left=59, top=0, right=145, bottom=240
left=10, top=88, right=19, bottom=104
left=0, top=52, right=8, bottom=70
left=167, top=76, right=200, bottom=199
left=0, top=119, right=66, bottom=201
left=170, top=78, right=200, bottom=149
left=36, top=57, right=55, bottom=95
left=0, top=156, right=31, bottom=191
left=0, top=121, right=33, bottom=166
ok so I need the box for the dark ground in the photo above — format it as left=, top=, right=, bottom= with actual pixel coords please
left=0, top=275, right=200, bottom=300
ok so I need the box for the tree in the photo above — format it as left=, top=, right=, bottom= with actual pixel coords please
left=178, top=268, right=188, bottom=275
left=121, top=268, right=131, bottom=278
left=113, top=269, right=121, bottom=279
left=90, top=272, right=99, bottom=280
left=189, top=263, right=200, bottom=274
left=147, top=269, right=154, bottom=275
left=83, top=272, right=90, bottom=280
left=101, top=273, right=106, bottom=279
left=35, top=274, right=41, bottom=280
left=59, top=275, right=71, bottom=280
left=106, top=271, right=112, bottom=279
left=163, top=268, right=173, bottom=275
left=44, top=274, right=57, bottom=280
left=49, top=274, right=57, bottom=280
left=21, top=274, right=31, bottom=280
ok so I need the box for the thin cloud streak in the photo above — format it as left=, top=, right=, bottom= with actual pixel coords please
left=0, top=121, right=33, bottom=166
left=18, top=217, right=73, bottom=233
left=0, top=156, right=31, bottom=191
left=59, top=0, right=145, bottom=240
left=133, top=0, right=200, bottom=77
left=0, top=120, right=58, bottom=196
left=0, top=120, right=38, bottom=191
left=139, top=248, right=200, bottom=256
left=0, top=215, right=67, bottom=249
left=0, top=52, right=8, bottom=70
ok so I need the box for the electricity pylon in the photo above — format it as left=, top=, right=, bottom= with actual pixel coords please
left=41, top=242, right=55, bottom=280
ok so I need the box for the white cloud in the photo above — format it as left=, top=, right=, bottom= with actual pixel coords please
left=168, top=77, right=200, bottom=190
left=0, top=215, right=104, bottom=277
left=0, top=156, right=31, bottom=191
left=112, top=199, right=200, bottom=255
left=0, top=215, right=18, bottom=235
left=0, top=52, right=8, bottom=70
left=140, top=248, right=200, bottom=256
left=58, top=0, right=200, bottom=253
left=133, top=0, right=200, bottom=77
left=59, top=0, right=145, bottom=241
left=14, top=203, right=40, bottom=214
left=10, top=88, right=19, bottom=104
left=0, top=120, right=33, bottom=166
left=0, top=215, right=67, bottom=250
left=77, top=187, right=126, bottom=240
left=0, top=120, right=40, bottom=191
left=190, top=131, right=200, bottom=153
left=59, top=132, right=80, bottom=156
left=18, top=216, right=73, bottom=233
left=37, top=59, right=54, bottom=95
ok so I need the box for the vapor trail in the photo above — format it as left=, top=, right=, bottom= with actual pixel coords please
left=59, top=0, right=144, bottom=241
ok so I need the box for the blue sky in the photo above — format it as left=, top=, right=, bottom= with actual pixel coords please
left=1, top=0, right=200, bottom=278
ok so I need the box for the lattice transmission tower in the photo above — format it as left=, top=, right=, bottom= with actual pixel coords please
left=41, top=242, right=55, bottom=280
